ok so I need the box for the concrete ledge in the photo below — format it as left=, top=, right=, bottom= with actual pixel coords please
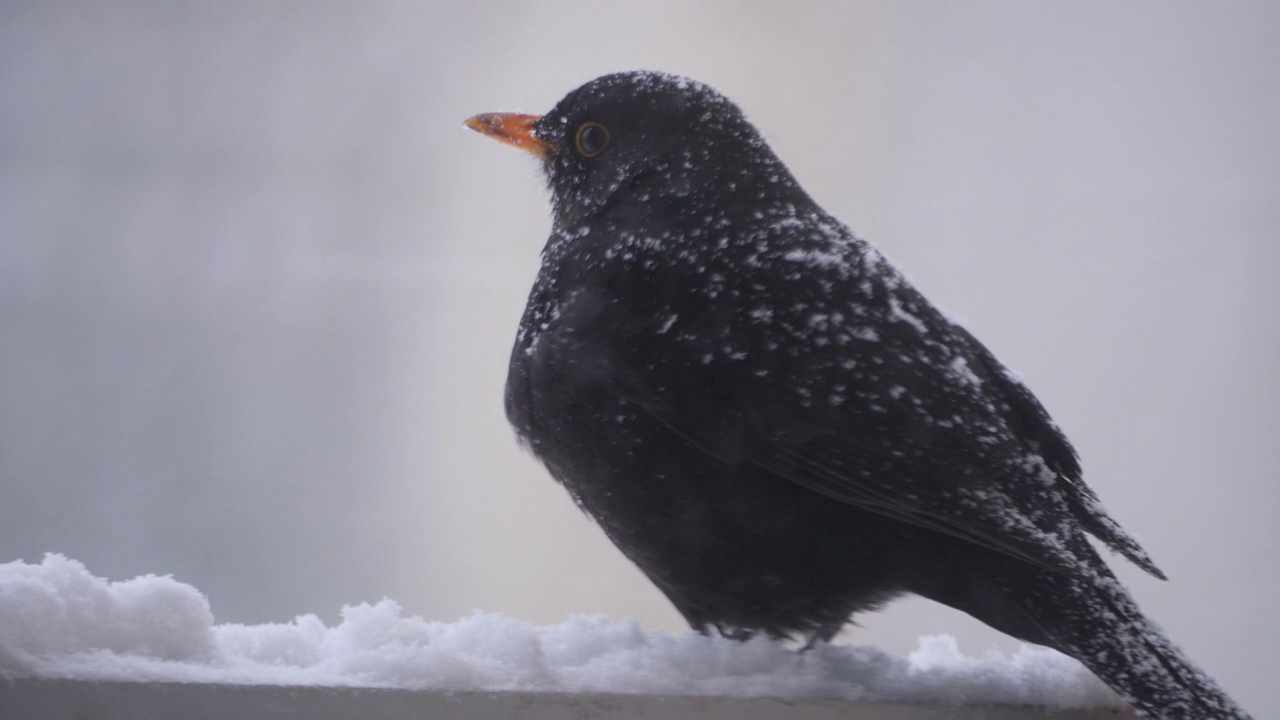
left=0, top=679, right=1140, bottom=719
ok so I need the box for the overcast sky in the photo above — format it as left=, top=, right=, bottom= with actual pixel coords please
left=1, top=2, right=1276, bottom=715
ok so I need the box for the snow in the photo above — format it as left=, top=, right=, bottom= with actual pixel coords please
left=949, top=356, right=984, bottom=387
left=0, top=555, right=1122, bottom=706
left=656, top=314, right=679, bottom=334
left=783, top=247, right=847, bottom=270
left=887, top=294, right=929, bottom=334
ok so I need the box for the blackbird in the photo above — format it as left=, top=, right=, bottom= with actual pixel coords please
left=465, top=71, right=1251, bottom=720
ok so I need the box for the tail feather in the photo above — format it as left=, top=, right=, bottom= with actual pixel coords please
left=1029, top=569, right=1248, bottom=719
left=914, top=548, right=1252, bottom=720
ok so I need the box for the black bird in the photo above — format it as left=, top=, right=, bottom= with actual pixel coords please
left=465, top=71, right=1251, bottom=720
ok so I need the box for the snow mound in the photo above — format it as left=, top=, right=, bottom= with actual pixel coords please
left=0, top=554, right=1121, bottom=706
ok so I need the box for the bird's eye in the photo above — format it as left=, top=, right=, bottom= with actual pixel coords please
left=574, top=122, right=610, bottom=157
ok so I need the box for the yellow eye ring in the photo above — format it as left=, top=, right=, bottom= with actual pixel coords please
left=574, top=122, right=610, bottom=157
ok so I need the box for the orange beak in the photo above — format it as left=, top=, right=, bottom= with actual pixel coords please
left=464, top=112, right=553, bottom=159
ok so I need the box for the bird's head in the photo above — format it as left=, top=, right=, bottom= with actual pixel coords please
left=465, top=71, right=805, bottom=231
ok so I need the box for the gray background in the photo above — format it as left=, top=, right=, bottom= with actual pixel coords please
left=2, top=1, right=1275, bottom=716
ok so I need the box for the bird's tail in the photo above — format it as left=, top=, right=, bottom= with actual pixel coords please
left=913, top=549, right=1253, bottom=720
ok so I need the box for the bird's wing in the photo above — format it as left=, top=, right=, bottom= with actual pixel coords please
left=953, top=325, right=1165, bottom=578
left=551, top=218, right=1161, bottom=578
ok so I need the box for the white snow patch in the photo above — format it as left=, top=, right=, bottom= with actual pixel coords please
left=949, top=356, right=983, bottom=387
left=0, top=555, right=1120, bottom=707
left=783, top=248, right=846, bottom=269
left=887, top=295, right=928, bottom=334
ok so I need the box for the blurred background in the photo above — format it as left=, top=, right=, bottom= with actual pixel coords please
left=2, top=1, right=1276, bottom=714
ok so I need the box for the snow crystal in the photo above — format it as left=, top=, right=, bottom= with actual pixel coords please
left=851, top=326, right=880, bottom=342
left=0, top=555, right=1121, bottom=707
left=887, top=295, right=928, bottom=334
left=949, top=356, right=983, bottom=387
left=783, top=247, right=846, bottom=269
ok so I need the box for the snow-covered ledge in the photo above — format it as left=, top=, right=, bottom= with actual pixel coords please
left=1, top=681, right=1140, bottom=720
left=0, top=556, right=1138, bottom=718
